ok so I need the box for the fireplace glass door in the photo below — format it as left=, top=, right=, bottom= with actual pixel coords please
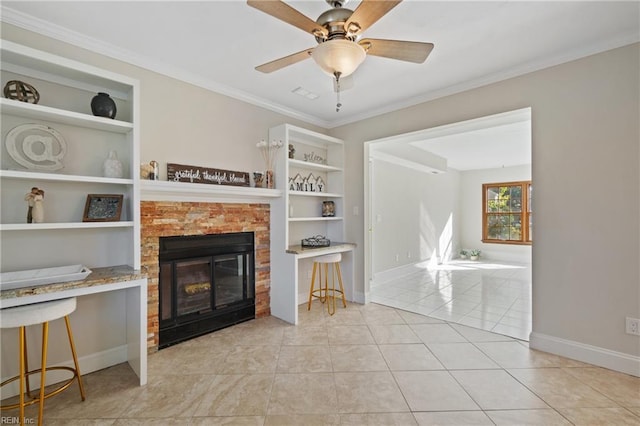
left=214, top=254, right=253, bottom=308
left=176, top=258, right=212, bottom=317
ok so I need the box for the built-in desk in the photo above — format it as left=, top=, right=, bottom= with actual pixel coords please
left=271, top=243, right=356, bottom=324
left=1, top=265, right=147, bottom=387
left=286, top=242, right=356, bottom=258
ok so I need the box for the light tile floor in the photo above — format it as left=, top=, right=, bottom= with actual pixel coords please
left=370, top=260, right=532, bottom=340
left=2, top=302, right=639, bottom=425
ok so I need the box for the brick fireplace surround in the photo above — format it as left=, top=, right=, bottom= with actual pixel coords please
left=141, top=201, right=271, bottom=352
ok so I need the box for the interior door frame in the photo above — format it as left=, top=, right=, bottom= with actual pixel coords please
left=363, top=107, right=532, bottom=303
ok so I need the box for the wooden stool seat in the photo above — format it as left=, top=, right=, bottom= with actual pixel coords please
left=1, top=297, right=86, bottom=426
left=307, top=253, right=347, bottom=315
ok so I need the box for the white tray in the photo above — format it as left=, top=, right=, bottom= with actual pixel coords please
left=0, top=264, right=92, bottom=290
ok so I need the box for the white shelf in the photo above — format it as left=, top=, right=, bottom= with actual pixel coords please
left=1, top=98, right=134, bottom=133
left=141, top=180, right=282, bottom=203
left=0, top=40, right=141, bottom=271
left=287, top=126, right=344, bottom=148
left=1, top=40, right=135, bottom=100
left=288, top=216, right=343, bottom=222
left=0, top=169, right=134, bottom=185
left=288, top=159, right=342, bottom=172
left=1, top=221, right=135, bottom=231
left=289, top=191, right=342, bottom=198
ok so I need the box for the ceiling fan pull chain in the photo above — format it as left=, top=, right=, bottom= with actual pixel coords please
left=334, top=71, right=342, bottom=112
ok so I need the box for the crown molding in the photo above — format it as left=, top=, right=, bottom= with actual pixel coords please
left=0, top=6, right=332, bottom=129
left=328, top=32, right=640, bottom=129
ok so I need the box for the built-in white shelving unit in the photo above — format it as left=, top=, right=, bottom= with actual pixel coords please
left=0, top=40, right=146, bottom=387
left=269, top=124, right=354, bottom=324
left=0, top=40, right=140, bottom=271
left=270, top=123, right=345, bottom=250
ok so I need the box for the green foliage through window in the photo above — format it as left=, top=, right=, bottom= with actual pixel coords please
left=483, top=181, right=532, bottom=244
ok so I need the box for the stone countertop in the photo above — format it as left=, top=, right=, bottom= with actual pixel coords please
left=286, top=242, right=356, bottom=256
left=1, top=265, right=146, bottom=301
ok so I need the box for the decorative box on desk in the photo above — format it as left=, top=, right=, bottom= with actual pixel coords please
left=301, top=235, right=330, bottom=248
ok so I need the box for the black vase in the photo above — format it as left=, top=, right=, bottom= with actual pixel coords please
left=91, top=92, right=117, bottom=119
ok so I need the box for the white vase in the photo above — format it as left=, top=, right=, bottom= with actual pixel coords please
left=103, top=150, right=123, bottom=178
left=32, top=195, right=44, bottom=223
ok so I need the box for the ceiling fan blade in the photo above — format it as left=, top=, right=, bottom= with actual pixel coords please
left=247, top=0, right=328, bottom=38
left=345, top=0, right=402, bottom=35
left=359, top=38, right=434, bottom=63
left=255, top=48, right=315, bottom=73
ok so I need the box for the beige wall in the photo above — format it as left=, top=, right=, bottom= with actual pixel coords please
left=2, top=25, right=638, bottom=362
left=330, top=43, right=640, bottom=359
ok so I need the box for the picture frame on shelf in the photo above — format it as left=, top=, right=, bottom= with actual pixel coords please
left=83, top=194, right=123, bottom=222
left=322, top=200, right=335, bottom=217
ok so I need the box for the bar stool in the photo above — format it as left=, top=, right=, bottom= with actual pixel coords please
left=307, top=253, right=347, bottom=315
left=1, top=297, right=86, bottom=426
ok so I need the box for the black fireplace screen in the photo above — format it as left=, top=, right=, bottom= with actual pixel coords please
left=159, top=232, right=255, bottom=348
left=176, top=258, right=211, bottom=317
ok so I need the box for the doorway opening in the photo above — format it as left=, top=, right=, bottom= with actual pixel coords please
left=364, top=108, right=532, bottom=340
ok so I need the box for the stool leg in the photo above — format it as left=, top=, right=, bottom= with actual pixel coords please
left=38, top=322, right=49, bottom=426
left=318, top=264, right=325, bottom=303
left=64, top=316, right=86, bottom=401
left=23, top=331, right=33, bottom=399
left=331, top=263, right=338, bottom=315
left=18, top=326, right=25, bottom=426
left=326, top=263, right=336, bottom=316
left=335, top=263, right=347, bottom=308
left=307, top=261, right=318, bottom=310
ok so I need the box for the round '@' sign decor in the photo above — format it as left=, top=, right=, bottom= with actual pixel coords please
left=5, top=123, right=67, bottom=171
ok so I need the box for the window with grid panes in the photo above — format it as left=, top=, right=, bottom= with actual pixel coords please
left=482, top=181, right=532, bottom=245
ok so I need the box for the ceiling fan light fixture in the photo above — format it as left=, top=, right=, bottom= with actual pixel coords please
left=311, top=39, right=366, bottom=77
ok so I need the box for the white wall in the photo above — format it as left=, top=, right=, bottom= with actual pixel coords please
left=331, top=43, right=640, bottom=370
left=459, top=165, right=532, bottom=263
left=371, top=158, right=461, bottom=276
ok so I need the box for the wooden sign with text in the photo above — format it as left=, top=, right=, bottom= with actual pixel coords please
left=167, top=163, right=250, bottom=187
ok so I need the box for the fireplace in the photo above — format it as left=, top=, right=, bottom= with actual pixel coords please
left=158, top=232, right=255, bottom=348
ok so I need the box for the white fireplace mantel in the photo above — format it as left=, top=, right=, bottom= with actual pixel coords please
left=140, top=180, right=282, bottom=203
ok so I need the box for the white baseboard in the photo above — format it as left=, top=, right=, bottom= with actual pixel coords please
left=353, top=290, right=366, bottom=304
left=297, top=291, right=307, bottom=307
left=529, top=332, right=640, bottom=377
left=1, top=345, right=128, bottom=398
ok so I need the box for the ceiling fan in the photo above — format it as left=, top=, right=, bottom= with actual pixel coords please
left=247, top=0, right=434, bottom=111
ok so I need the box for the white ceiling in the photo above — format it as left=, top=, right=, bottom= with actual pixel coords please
left=371, top=107, right=531, bottom=171
left=2, top=1, right=639, bottom=128
left=412, top=116, right=531, bottom=171
left=411, top=108, right=531, bottom=171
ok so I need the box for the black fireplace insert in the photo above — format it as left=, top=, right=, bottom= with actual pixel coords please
left=158, top=232, right=255, bottom=348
